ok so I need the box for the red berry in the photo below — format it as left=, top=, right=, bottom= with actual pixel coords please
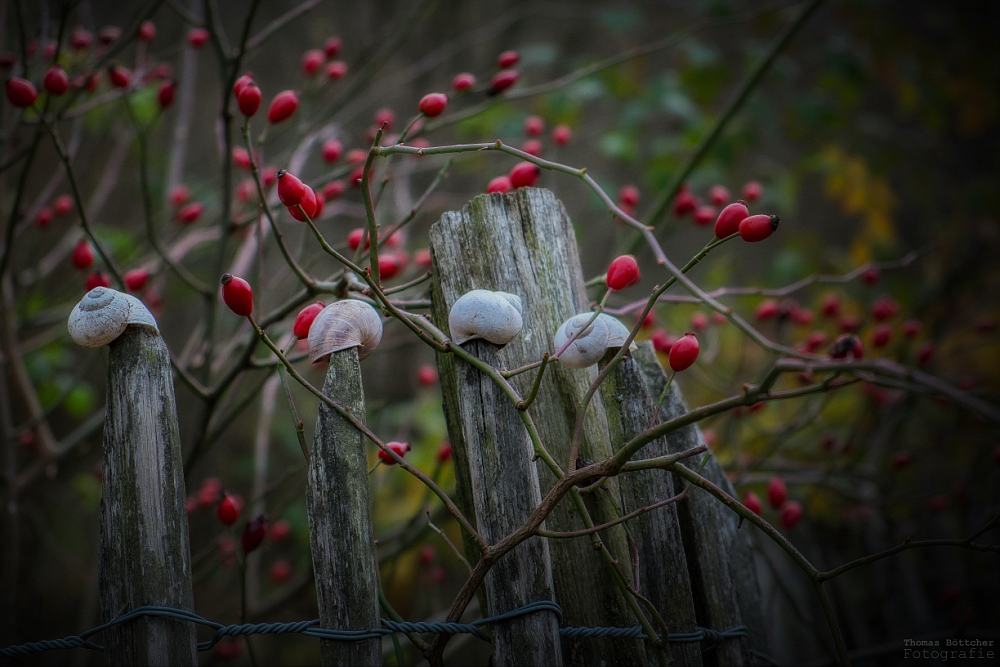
left=215, top=638, right=242, bottom=660
left=497, top=50, right=520, bottom=69
left=821, top=293, right=841, bottom=318
left=233, top=74, right=253, bottom=99
left=780, top=500, right=803, bottom=528
left=805, top=330, right=827, bottom=352
left=739, top=214, right=780, bottom=242
left=237, top=83, right=261, bottom=116
left=108, top=65, right=131, bottom=89
left=43, top=66, right=69, bottom=95
left=344, top=148, right=366, bottom=166
left=270, top=519, right=291, bottom=543
left=619, top=185, right=640, bottom=208
left=168, top=185, right=190, bottom=207
left=414, top=248, right=432, bottom=269
left=709, top=185, right=730, bottom=206
left=72, top=239, right=95, bottom=270
left=267, top=90, right=299, bottom=123
left=293, top=302, right=325, bottom=338
left=347, top=228, right=369, bottom=250
left=487, top=175, right=512, bottom=193
left=714, top=201, right=749, bottom=239
left=301, top=49, right=325, bottom=76
left=860, top=266, right=880, bottom=286
left=829, top=333, right=863, bottom=359
left=742, top=180, right=763, bottom=202
left=323, top=36, right=343, bottom=58
left=242, top=515, right=267, bottom=553
left=124, top=268, right=149, bottom=292
left=269, top=559, right=293, bottom=584
left=509, top=161, right=540, bottom=188
left=349, top=166, right=365, bottom=188
left=217, top=493, right=240, bottom=525
left=552, top=124, right=572, bottom=146
left=137, top=20, right=156, bottom=42
left=767, top=477, right=787, bottom=509
left=524, top=115, right=544, bottom=136
left=198, top=478, right=223, bottom=508
left=52, top=194, right=73, bottom=217
left=871, top=296, right=899, bottom=321
left=146, top=63, right=173, bottom=81
left=790, top=306, right=814, bottom=326
left=916, top=342, right=935, bottom=366
left=232, top=147, right=252, bottom=170
left=638, top=310, right=656, bottom=328
left=416, top=364, right=438, bottom=386
left=373, top=107, right=395, bottom=131
left=418, top=92, right=448, bottom=117
left=901, top=319, right=921, bottom=337
left=419, top=544, right=436, bottom=566
left=452, top=72, right=476, bottom=91
left=606, top=255, right=640, bottom=290
left=651, top=330, right=675, bottom=354
left=221, top=273, right=253, bottom=316
left=85, top=272, right=110, bottom=291
left=520, top=139, right=542, bottom=156
left=693, top=205, right=716, bottom=226
left=287, top=186, right=322, bottom=221
left=71, top=27, right=93, bottom=50
left=6, top=77, right=37, bottom=107
left=378, top=254, right=401, bottom=280
left=177, top=201, right=203, bottom=224
left=35, top=207, right=53, bottom=228
left=668, top=332, right=699, bottom=372
left=322, top=179, right=345, bottom=200
left=489, top=69, right=519, bottom=95
left=99, top=26, right=121, bottom=44
left=743, top=491, right=763, bottom=515
left=437, top=442, right=452, bottom=463
left=839, top=315, right=860, bottom=333
left=260, top=167, right=278, bottom=188
left=322, top=139, right=343, bottom=163
left=325, top=60, right=348, bottom=80
left=755, top=298, right=779, bottom=320
left=672, top=188, right=698, bottom=217
left=277, top=170, right=307, bottom=207
left=690, top=312, right=708, bottom=331
left=872, top=323, right=892, bottom=348
left=379, top=441, right=410, bottom=465
left=157, top=80, right=175, bottom=108
left=188, top=28, right=210, bottom=48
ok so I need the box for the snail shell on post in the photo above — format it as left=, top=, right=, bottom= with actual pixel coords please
left=307, top=299, right=383, bottom=363
left=67, top=287, right=160, bottom=348
left=553, top=312, right=637, bottom=369
left=448, top=289, right=523, bottom=345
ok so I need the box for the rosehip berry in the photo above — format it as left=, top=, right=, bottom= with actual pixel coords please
left=347, top=228, right=369, bottom=250
left=821, top=293, right=841, bottom=318
left=146, top=63, right=173, bottom=80
left=416, top=364, right=438, bottom=386
left=217, top=493, right=240, bottom=525
left=860, top=266, right=880, bottom=286
left=606, top=255, right=640, bottom=290
left=373, top=107, right=395, bottom=131
left=916, top=342, right=935, bottom=366
left=497, top=50, right=520, bottom=68
left=267, top=90, right=299, bottom=123
left=242, top=515, right=267, bottom=553
left=71, top=27, right=93, bottom=50
left=755, top=298, right=779, bottom=320
left=287, top=186, right=322, bottom=221
left=552, top=124, right=572, bottom=146
left=871, top=296, right=899, bottom=321
left=344, top=149, right=366, bottom=166
left=323, top=36, right=343, bottom=58
left=901, top=319, right=921, bottom=337
left=157, top=80, right=175, bottom=108
left=349, top=166, right=366, bottom=188
left=43, top=66, right=69, bottom=95
left=233, top=73, right=254, bottom=98
left=872, top=323, right=892, bottom=348
left=72, top=239, right=94, bottom=270
left=322, top=180, right=345, bottom=201
left=270, top=519, right=291, bottom=543
left=805, top=330, right=827, bottom=352
left=137, top=20, right=156, bottom=42
left=790, top=306, right=814, bottom=326
left=668, top=332, right=699, bottom=372
left=293, top=302, right=325, bottom=338
left=221, top=273, right=253, bottom=316
left=277, top=170, right=307, bottom=207
left=379, top=441, right=410, bottom=465
left=509, top=161, right=540, bottom=188
left=419, top=544, right=436, bottom=566
left=651, top=330, right=675, bottom=354
left=693, top=205, right=716, bottom=226
left=839, top=315, right=860, bottom=332
left=124, top=268, right=149, bottom=292
left=738, top=214, right=780, bottom=242
left=99, top=26, right=121, bottom=44
left=418, top=92, right=448, bottom=117
left=743, top=491, right=763, bottom=515
left=519, top=139, right=542, bottom=156
left=742, top=180, right=763, bottom=202
left=714, top=201, right=749, bottom=239
left=168, top=185, right=190, bottom=207
left=261, top=167, right=278, bottom=188
left=672, top=188, right=698, bottom=217
left=780, top=500, right=803, bottom=528
left=301, top=49, right=325, bottom=77
left=452, top=72, right=476, bottom=91
left=232, top=147, right=252, bottom=170
left=322, top=139, right=342, bottom=163
left=638, top=310, right=655, bottom=328
left=197, top=477, right=223, bottom=508
left=524, top=115, right=544, bottom=136
left=378, top=253, right=402, bottom=280
left=690, top=312, right=708, bottom=331
left=6, top=77, right=37, bottom=107
left=488, top=69, right=519, bottom=95
left=487, top=175, right=512, bottom=193
left=829, top=333, right=863, bottom=359
left=108, top=65, right=131, bottom=89
left=269, top=559, right=293, bottom=584
left=709, top=185, right=730, bottom=206
left=85, top=272, right=110, bottom=291
left=35, top=207, right=53, bottom=228
left=414, top=248, right=433, bottom=268
left=437, top=442, right=452, bottom=463
left=767, top=477, right=787, bottom=509
left=325, top=60, right=348, bottom=80
left=177, top=201, right=203, bottom=224
left=237, top=83, right=261, bottom=116
left=619, top=185, right=640, bottom=208
left=187, top=28, right=210, bottom=48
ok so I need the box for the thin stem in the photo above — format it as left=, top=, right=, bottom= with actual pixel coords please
left=537, top=490, right=686, bottom=539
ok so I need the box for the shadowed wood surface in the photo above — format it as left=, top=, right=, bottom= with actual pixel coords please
left=307, top=348, right=381, bottom=666
left=101, top=326, right=196, bottom=666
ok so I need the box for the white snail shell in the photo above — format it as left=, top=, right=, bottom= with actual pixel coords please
left=449, top=289, right=523, bottom=345
left=553, top=312, right=637, bottom=369
left=67, top=287, right=160, bottom=348
left=307, top=299, right=383, bottom=363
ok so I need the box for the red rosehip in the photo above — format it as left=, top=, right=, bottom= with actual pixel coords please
left=437, top=442, right=452, bottom=463
left=260, top=167, right=278, bottom=188
left=221, top=273, right=253, bottom=316
left=269, top=559, right=293, bottom=584
left=916, top=342, right=935, bottom=366
left=497, top=50, right=520, bottom=69
left=780, top=500, right=803, bottom=529
left=232, top=147, right=252, bottom=170
left=755, top=298, right=779, bottom=320
left=325, top=60, right=348, bottom=80
left=872, top=323, right=892, bottom=348
left=347, top=228, right=369, bottom=250
left=53, top=194, right=74, bottom=216
left=668, top=332, right=699, bottom=372
left=509, top=161, right=540, bottom=188
left=871, top=296, right=900, bottom=321
left=349, top=166, right=366, bottom=188
left=6, top=77, right=37, bottom=107
left=99, top=26, right=121, bottom=44
left=672, top=188, right=698, bottom=217
left=217, top=493, right=240, bottom=525
left=651, top=330, right=675, bottom=354
left=690, top=312, right=708, bottom=331
left=414, top=248, right=432, bottom=268
left=242, top=515, right=267, bottom=553
left=606, top=255, right=640, bottom=290
left=739, top=214, right=780, bottom=242
left=821, top=293, right=841, bottom=318
left=790, top=307, right=814, bottom=326
left=714, top=201, right=749, bottom=239
left=693, top=205, right=717, bottom=226
left=419, top=544, right=436, bottom=566
left=157, top=80, right=175, bottom=108
left=552, top=124, right=572, bottom=146
left=269, top=519, right=291, bottom=543
left=373, top=107, right=395, bottom=131
left=344, top=148, right=366, bottom=166
left=72, top=239, right=94, bottom=270
left=146, top=63, right=173, bottom=81
left=188, top=28, right=210, bottom=48
left=487, top=175, right=512, bottom=194
left=619, top=185, right=640, bottom=208
left=267, top=90, right=299, bottom=123
left=378, top=253, right=401, bottom=280
left=767, top=477, right=787, bottom=509
left=137, top=20, right=156, bottom=42
left=839, top=315, right=860, bottom=333
left=301, top=49, right=325, bottom=77
left=805, top=330, right=827, bottom=352
left=379, top=441, right=410, bottom=465
left=829, top=333, right=863, bottom=359
left=168, top=185, right=190, bottom=207
left=197, top=478, right=223, bottom=508
left=322, top=179, right=345, bottom=201
left=177, top=201, right=203, bottom=224
left=452, top=72, right=476, bottom=91
left=901, top=319, right=921, bottom=337
left=416, top=364, right=438, bottom=386
left=35, top=207, right=53, bottom=228
left=293, top=302, right=325, bottom=338
left=742, top=180, right=763, bottom=202
left=418, top=92, right=448, bottom=117
left=520, top=139, right=542, bottom=156
left=215, top=638, right=242, bottom=660
left=277, top=170, right=307, bottom=207
left=85, top=272, right=110, bottom=291
left=71, top=27, right=93, bottom=50
left=524, top=115, right=544, bottom=137
left=124, top=268, right=149, bottom=292
left=860, top=266, right=880, bottom=286
left=237, top=83, right=261, bottom=116
left=322, top=139, right=343, bottom=163
left=108, top=65, right=131, bottom=89
left=233, top=73, right=254, bottom=98
left=709, top=185, right=730, bottom=206
left=287, top=186, right=322, bottom=221
left=638, top=310, right=656, bottom=328
left=84, top=73, right=101, bottom=92
left=743, top=491, right=763, bottom=515
left=489, top=69, right=519, bottom=95
left=323, top=36, right=343, bottom=58
left=43, top=66, right=69, bottom=95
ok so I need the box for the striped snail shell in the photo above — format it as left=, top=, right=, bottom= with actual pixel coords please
left=67, top=287, right=159, bottom=348
left=448, top=289, right=523, bottom=346
left=307, top=299, right=383, bottom=363
left=553, top=312, right=637, bottom=369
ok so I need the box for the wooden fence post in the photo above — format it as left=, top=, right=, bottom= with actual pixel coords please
left=68, top=287, right=197, bottom=665
left=307, top=345, right=382, bottom=666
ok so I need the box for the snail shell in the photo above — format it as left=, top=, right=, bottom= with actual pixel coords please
left=553, top=312, right=637, bottom=369
left=67, top=287, right=160, bottom=348
left=307, top=299, right=383, bottom=363
left=449, top=289, right=523, bottom=345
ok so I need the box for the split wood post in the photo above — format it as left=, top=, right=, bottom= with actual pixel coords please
left=633, top=343, right=769, bottom=666
left=429, top=189, right=646, bottom=666
left=307, top=347, right=382, bottom=666
left=79, top=291, right=197, bottom=665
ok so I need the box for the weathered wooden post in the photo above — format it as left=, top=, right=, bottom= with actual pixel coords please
left=67, top=287, right=197, bottom=665
left=305, top=300, right=383, bottom=666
